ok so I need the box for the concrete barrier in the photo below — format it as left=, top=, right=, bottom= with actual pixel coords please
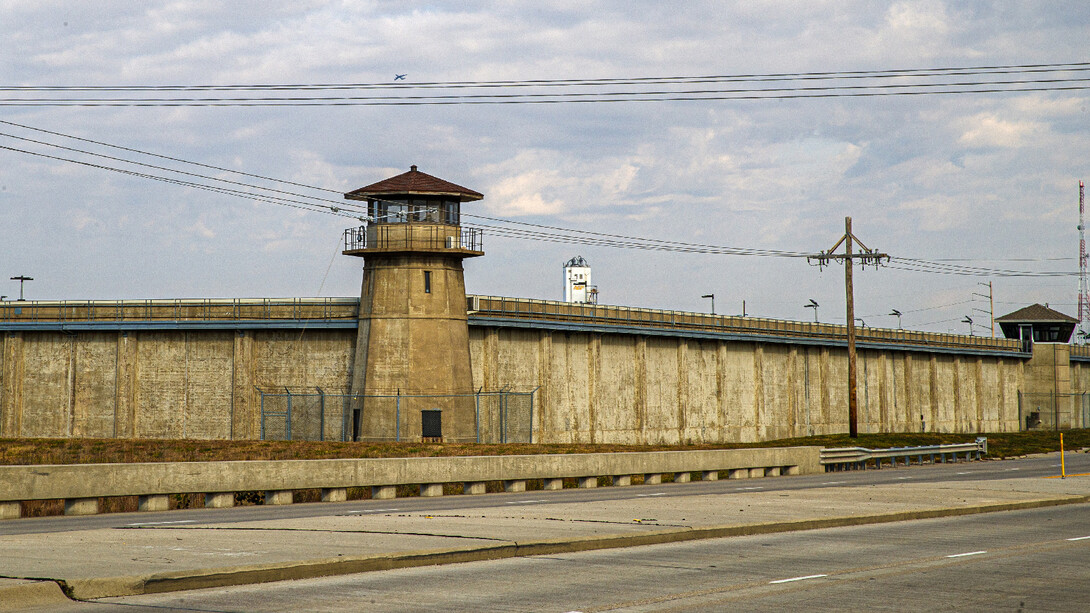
left=0, top=447, right=821, bottom=518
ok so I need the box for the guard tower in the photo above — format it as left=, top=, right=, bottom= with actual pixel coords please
left=343, top=165, right=484, bottom=442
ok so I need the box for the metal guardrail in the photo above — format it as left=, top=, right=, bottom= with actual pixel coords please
left=821, top=438, right=987, bottom=472
left=467, top=295, right=1024, bottom=354
left=0, top=298, right=359, bottom=323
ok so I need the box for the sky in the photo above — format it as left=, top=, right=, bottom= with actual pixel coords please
left=1, top=1, right=1088, bottom=335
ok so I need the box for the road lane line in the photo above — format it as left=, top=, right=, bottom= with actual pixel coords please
left=769, top=574, right=827, bottom=584
left=125, top=520, right=196, bottom=527
left=636, top=493, right=667, bottom=497
left=505, top=500, right=548, bottom=505
left=821, top=481, right=847, bottom=485
left=1067, top=536, right=1090, bottom=541
left=946, top=550, right=987, bottom=558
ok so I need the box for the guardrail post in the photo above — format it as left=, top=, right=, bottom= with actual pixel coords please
left=205, top=493, right=234, bottom=508
left=578, top=476, right=598, bottom=488
left=372, top=485, right=396, bottom=500
left=64, top=498, right=98, bottom=516
left=138, top=495, right=169, bottom=512
left=321, top=488, right=347, bottom=503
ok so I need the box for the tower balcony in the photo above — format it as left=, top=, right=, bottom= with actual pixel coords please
left=343, top=224, right=483, bottom=257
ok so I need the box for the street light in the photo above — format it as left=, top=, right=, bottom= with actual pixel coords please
left=804, top=299, right=819, bottom=323
left=962, top=315, right=974, bottom=336
left=701, top=294, right=715, bottom=315
left=10, top=276, right=32, bottom=301
left=889, top=309, right=902, bottom=329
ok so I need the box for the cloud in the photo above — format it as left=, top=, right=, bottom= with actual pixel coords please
left=958, top=113, right=1044, bottom=148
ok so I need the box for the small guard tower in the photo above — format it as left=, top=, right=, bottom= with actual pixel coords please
left=343, top=166, right=484, bottom=442
left=996, top=303, right=1077, bottom=350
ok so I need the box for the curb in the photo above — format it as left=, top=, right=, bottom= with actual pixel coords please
left=0, top=579, right=70, bottom=611
left=15, top=494, right=1090, bottom=602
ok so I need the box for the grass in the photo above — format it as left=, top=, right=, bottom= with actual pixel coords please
left=1, top=429, right=1087, bottom=466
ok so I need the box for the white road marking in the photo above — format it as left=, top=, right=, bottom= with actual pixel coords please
left=636, top=493, right=667, bottom=497
left=346, top=508, right=400, bottom=514
left=955, top=472, right=970, bottom=475
left=126, top=520, right=196, bottom=527
left=1006, top=468, right=1020, bottom=471
left=946, top=550, right=987, bottom=558
left=735, top=486, right=765, bottom=491
left=1067, top=536, right=1090, bottom=541
left=505, top=500, right=548, bottom=505
left=821, top=481, right=847, bottom=485
left=769, top=574, right=827, bottom=584
left=895, top=477, right=913, bottom=480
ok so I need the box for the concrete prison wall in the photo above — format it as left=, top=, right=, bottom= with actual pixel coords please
left=1, top=296, right=1032, bottom=442
left=470, top=327, right=1026, bottom=444
left=2, top=329, right=353, bottom=440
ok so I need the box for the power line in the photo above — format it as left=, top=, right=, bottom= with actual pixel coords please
left=2, top=61, right=1089, bottom=107
left=0, top=119, right=344, bottom=194
left=4, top=61, right=1087, bottom=91
left=0, top=120, right=1079, bottom=279
left=4, top=82, right=1088, bottom=107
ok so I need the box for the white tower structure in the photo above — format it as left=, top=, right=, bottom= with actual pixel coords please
left=564, top=255, right=598, bottom=304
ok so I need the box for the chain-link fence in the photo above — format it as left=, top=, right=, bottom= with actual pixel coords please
left=258, top=388, right=536, bottom=443
left=1019, top=392, right=1090, bottom=431
left=259, top=389, right=353, bottom=441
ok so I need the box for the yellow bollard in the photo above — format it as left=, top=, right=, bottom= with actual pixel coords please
left=1061, top=432, right=1066, bottom=479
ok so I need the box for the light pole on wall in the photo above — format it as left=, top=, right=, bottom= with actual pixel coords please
left=701, top=294, right=715, bottom=315
left=10, top=276, right=32, bottom=301
left=890, top=309, right=902, bottom=329
left=804, top=299, right=819, bottom=323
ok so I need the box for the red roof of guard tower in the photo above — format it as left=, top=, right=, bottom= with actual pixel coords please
left=344, top=165, right=483, bottom=202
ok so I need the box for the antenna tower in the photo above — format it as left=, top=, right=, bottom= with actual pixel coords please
left=1080, top=181, right=1089, bottom=338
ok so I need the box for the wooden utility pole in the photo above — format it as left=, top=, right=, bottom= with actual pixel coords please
left=809, top=217, right=887, bottom=438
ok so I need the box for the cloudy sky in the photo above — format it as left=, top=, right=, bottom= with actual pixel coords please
left=1, top=1, right=1088, bottom=335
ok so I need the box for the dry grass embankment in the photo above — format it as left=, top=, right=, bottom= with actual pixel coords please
left=1, top=430, right=1087, bottom=466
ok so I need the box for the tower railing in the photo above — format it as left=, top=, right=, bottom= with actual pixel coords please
left=343, top=225, right=482, bottom=252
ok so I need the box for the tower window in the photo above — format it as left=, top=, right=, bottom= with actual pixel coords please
left=424, top=271, right=432, bottom=294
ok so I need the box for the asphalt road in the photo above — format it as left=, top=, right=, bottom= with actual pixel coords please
left=3, top=452, right=1086, bottom=536
left=44, top=496, right=1090, bottom=612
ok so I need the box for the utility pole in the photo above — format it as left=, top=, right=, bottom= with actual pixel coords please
left=1078, top=181, right=1088, bottom=338
left=973, top=281, right=994, bottom=337
left=809, top=217, right=888, bottom=438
